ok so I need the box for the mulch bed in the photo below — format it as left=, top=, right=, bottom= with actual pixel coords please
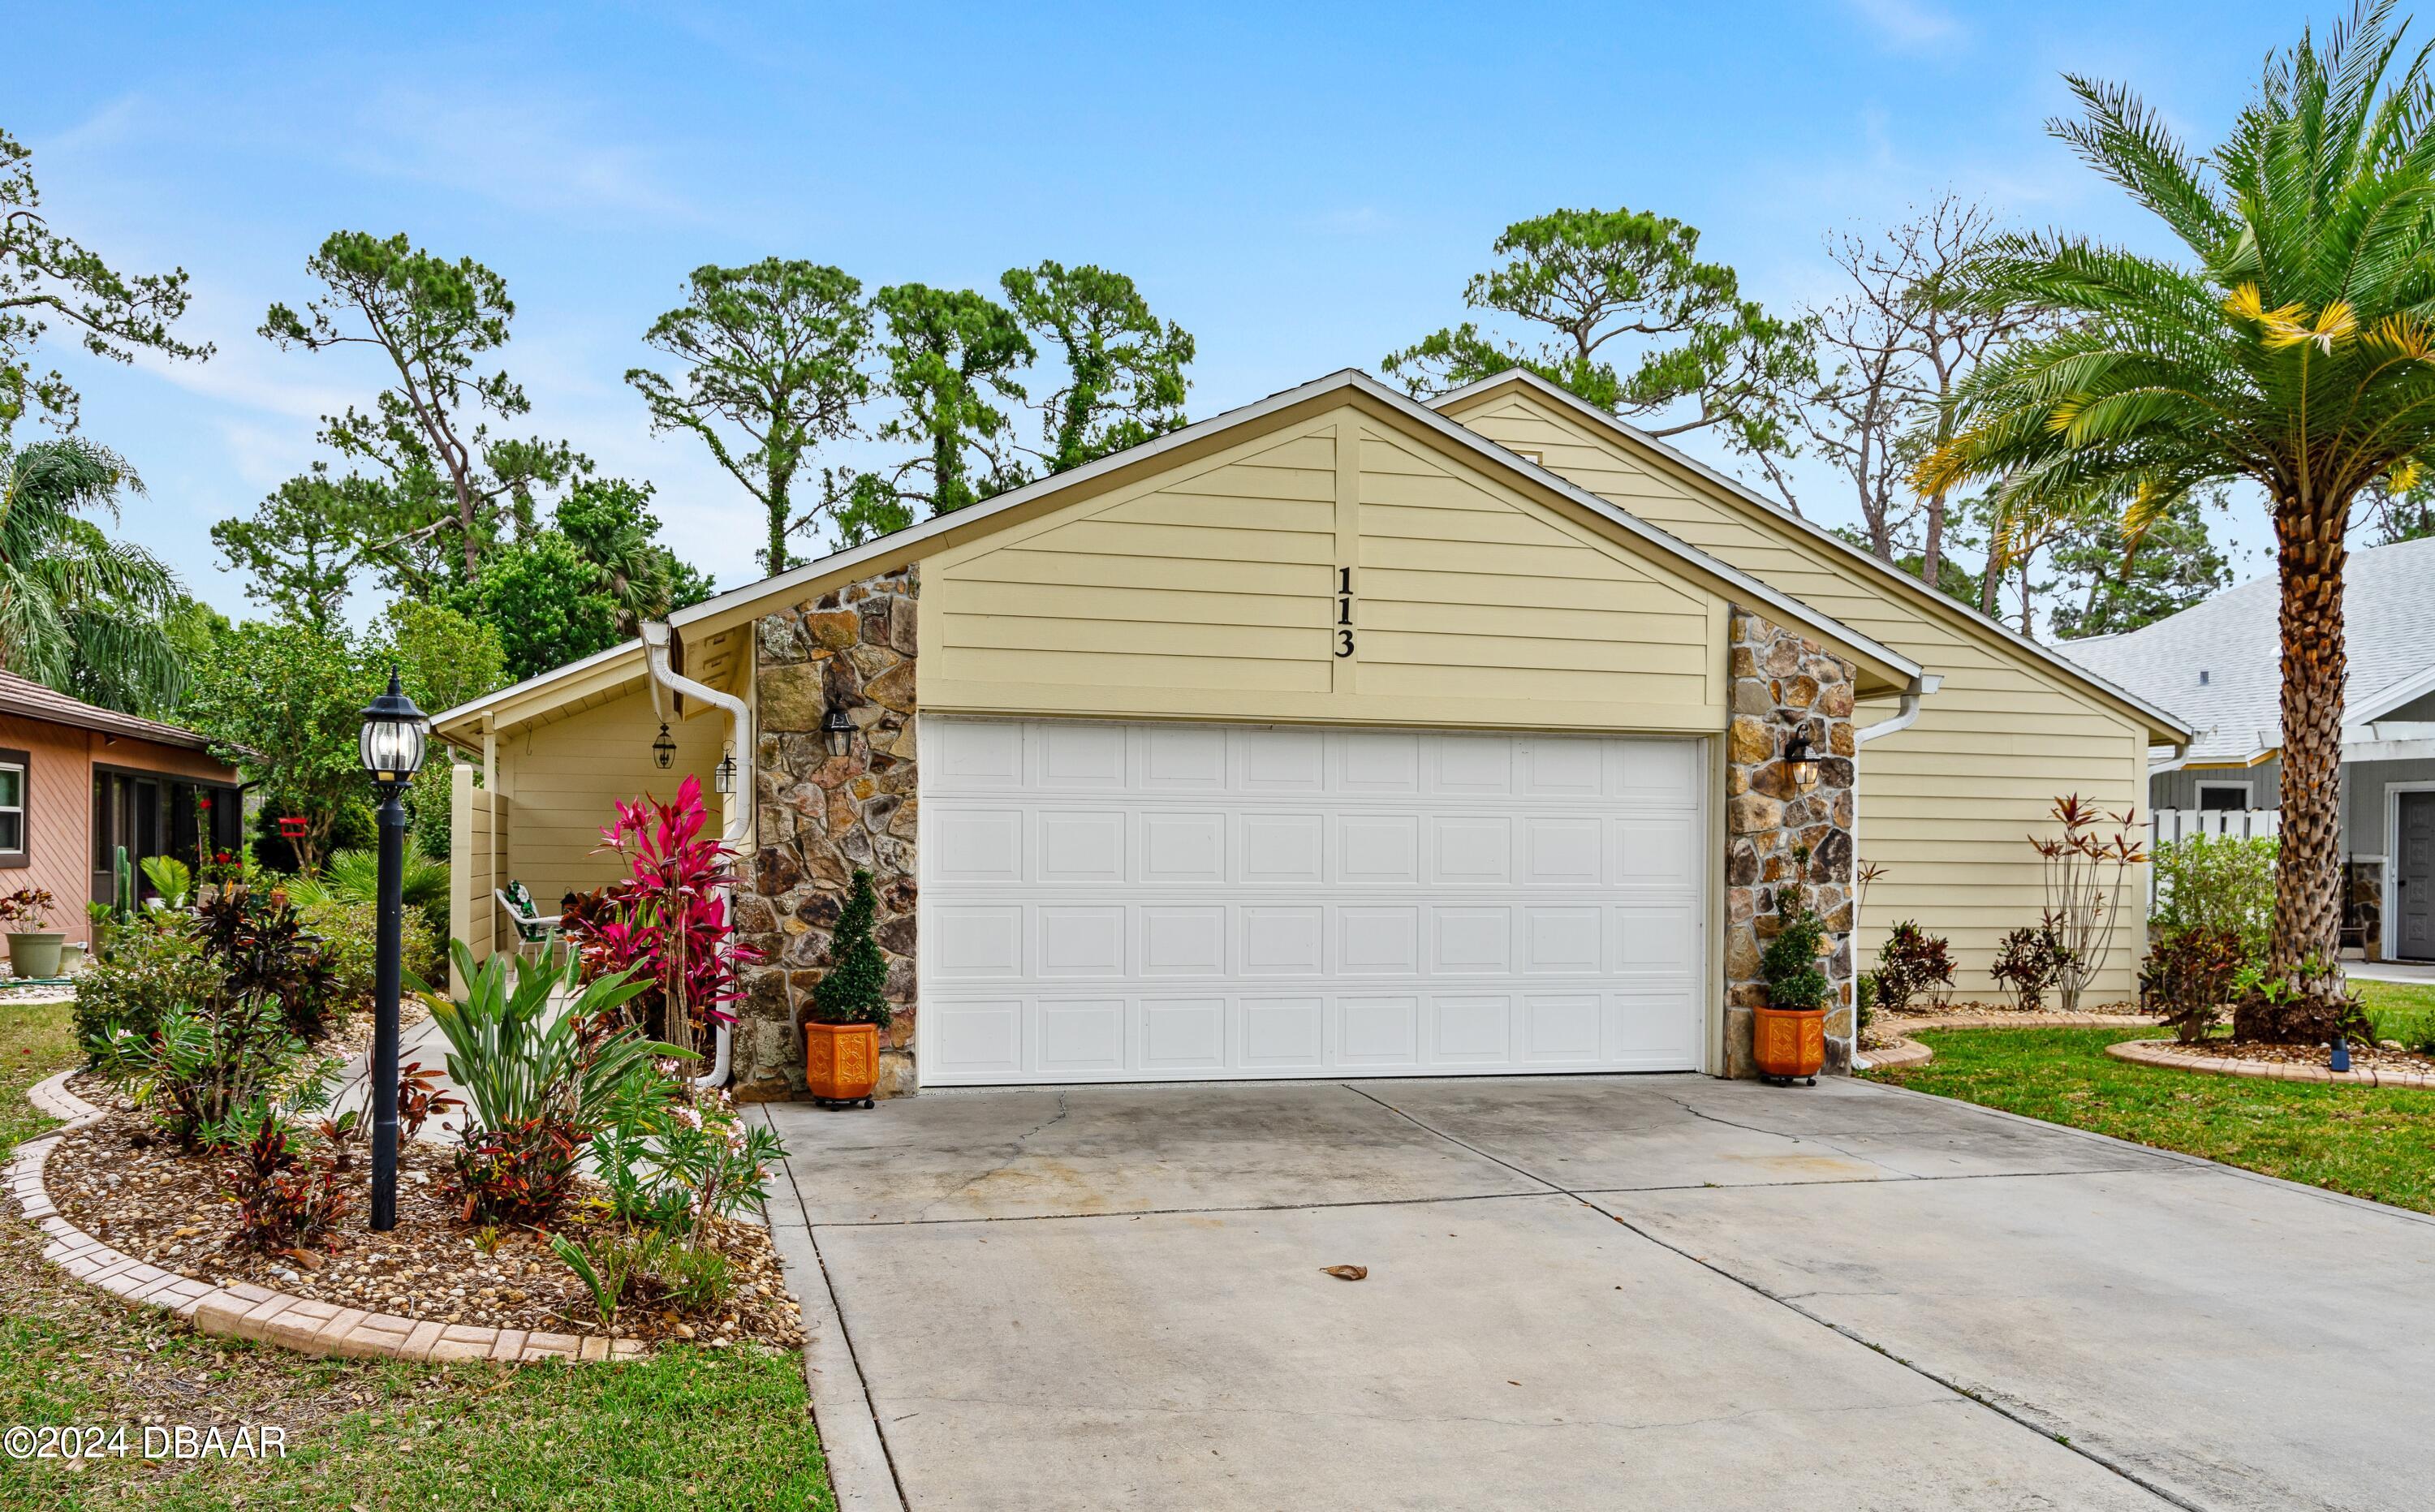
left=2159, top=1036, right=2435, bottom=1078
left=44, top=1096, right=804, bottom=1351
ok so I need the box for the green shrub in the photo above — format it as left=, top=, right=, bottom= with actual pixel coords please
left=2140, top=925, right=2245, bottom=1042
left=422, top=944, right=670, bottom=1226
left=295, top=895, right=441, bottom=1007
left=95, top=996, right=317, bottom=1151
left=286, top=842, right=451, bottom=948
left=2150, top=835, right=2277, bottom=963
left=71, top=920, right=218, bottom=1052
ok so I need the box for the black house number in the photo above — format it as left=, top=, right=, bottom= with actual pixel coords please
left=1334, top=567, right=1355, bottom=657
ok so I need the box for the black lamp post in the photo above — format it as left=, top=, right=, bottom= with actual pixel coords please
left=360, top=667, right=428, bottom=1232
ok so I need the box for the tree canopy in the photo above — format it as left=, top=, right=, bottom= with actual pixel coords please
left=1000, top=261, right=1193, bottom=476
left=262, top=231, right=587, bottom=582
left=0, top=127, right=210, bottom=437
left=1385, top=207, right=1816, bottom=499
left=627, top=259, right=871, bottom=575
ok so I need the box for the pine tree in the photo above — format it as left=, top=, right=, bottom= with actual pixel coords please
left=809, top=869, right=892, bottom=1027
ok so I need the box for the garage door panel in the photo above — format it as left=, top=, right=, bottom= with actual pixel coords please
left=1239, top=812, right=1324, bottom=883
left=921, top=719, right=1705, bottom=1083
left=1243, top=907, right=1324, bottom=973
left=1338, top=995, right=1421, bottom=1066
left=933, top=808, right=1024, bottom=881
left=1241, top=997, right=1325, bottom=1068
left=1430, top=815, right=1513, bottom=885
left=1140, top=907, right=1225, bottom=975
left=1038, top=809, right=1125, bottom=881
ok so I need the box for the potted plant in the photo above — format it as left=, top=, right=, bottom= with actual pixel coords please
left=0, top=886, right=63, bottom=981
left=1753, top=884, right=1829, bottom=1085
left=804, top=869, right=892, bottom=1107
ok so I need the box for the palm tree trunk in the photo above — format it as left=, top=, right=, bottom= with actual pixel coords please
left=2246, top=496, right=2349, bottom=1038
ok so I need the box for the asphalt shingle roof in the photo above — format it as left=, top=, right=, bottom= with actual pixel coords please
left=0, top=668, right=217, bottom=750
left=2055, top=535, right=2435, bottom=763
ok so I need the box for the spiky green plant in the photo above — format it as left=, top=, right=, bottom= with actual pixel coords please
left=0, top=436, right=185, bottom=714
left=1923, top=2, right=2435, bottom=1035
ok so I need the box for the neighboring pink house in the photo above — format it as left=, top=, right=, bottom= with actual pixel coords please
left=0, top=670, right=242, bottom=946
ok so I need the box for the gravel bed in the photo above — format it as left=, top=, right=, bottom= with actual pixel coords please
left=2162, top=1037, right=2435, bottom=1077
left=46, top=1099, right=804, bottom=1350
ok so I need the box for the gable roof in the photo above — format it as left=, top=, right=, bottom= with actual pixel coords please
left=0, top=668, right=218, bottom=752
left=1428, top=367, right=2194, bottom=742
left=438, top=368, right=1924, bottom=732
left=2058, top=533, right=2435, bottom=765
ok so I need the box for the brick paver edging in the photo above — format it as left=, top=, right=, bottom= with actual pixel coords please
left=2105, top=1037, right=2435, bottom=1089
left=12, top=1070, right=644, bottom=1364
left=1855, top=1012, right=2155, bottom=1072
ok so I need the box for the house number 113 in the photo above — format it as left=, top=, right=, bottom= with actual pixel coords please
left=1334, top=567, right=1355, bottom=657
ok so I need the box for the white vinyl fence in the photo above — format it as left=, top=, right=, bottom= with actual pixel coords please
left=2149, top=807, right=2282, bottom=846
left=2147, top=808, right=2281, bottom=903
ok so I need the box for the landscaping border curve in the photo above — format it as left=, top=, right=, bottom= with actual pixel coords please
left=10, top=1070, right=644, bottom=1365
left=1856, top=1011, right=2156, bottom=1072
left=2105, top=1037, right=2435, bottom=1089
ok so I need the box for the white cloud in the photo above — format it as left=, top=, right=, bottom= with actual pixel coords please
left=1844, top=0, right=1966, bottom=53
left=335, top=86, right=703, bottom=223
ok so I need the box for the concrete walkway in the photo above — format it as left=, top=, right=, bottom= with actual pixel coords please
left=756, top=1074, right=2435, bottom=1510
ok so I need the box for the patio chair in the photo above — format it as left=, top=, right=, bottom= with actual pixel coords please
left=495, top=881, right=562, bottom=963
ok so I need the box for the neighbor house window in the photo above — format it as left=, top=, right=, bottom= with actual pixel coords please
left=0, top=750, right=25, bottom=863
left=2196, top=780, right=2252, bottom=812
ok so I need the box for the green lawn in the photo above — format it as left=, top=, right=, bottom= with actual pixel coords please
left=0, top=997, right=835, bottom=1512
left=2359, top=977, right=2435, bottom=1050
left=1867, top=1019, right=2435, bottom=1215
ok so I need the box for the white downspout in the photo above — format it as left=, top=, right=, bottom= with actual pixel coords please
left=1855, top=673, right=1941, bottom=746
left=1849, top=674, right=1937, bottom=1071
left=640, top=621, right=752, bottom=1090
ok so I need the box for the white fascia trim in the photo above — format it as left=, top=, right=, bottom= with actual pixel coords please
left=429, top=638, right=645, bottom=735
left=667, top=367, right=1920, bottom=683
left=1428, top=367, right=2192, bottom=740
left=2348, top=662, right=2435, bottom=732
left=457, top=367, right=1920, bottom=729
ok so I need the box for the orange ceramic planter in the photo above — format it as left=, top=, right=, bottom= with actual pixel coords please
left=1752, top=1006, right=1825, bottom=1084
left=804, top=1021, right=881, bottom=1107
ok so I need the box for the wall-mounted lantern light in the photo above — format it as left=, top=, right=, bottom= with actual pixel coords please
left=823, top=705, right=855, bottom=758
left=651, top=722, right=677, bottom=770
left=713, top=745, right=738, bottom=795
left=1785, top=732, right=1820, bottom=790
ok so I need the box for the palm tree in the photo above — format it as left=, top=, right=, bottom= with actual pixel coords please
left=1924, top=2, right=2435, bottom=1039
left=0, top=436, right=185, bottom=715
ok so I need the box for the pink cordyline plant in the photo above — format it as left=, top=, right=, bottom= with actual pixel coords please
left=584, top=775, right=759, bottom=1057
left=2028, top=795, right=2147, bottom=1014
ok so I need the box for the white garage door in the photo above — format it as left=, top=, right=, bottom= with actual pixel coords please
left=918, top=718, right=1707, bottom=1085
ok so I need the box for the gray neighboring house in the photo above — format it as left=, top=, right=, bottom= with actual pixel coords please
left=2060, top=535, right=2435, bottom=963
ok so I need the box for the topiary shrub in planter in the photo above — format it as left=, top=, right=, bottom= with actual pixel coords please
left=804, top=868, right=892, bottom=1106
left=1753, top=890, right=1829, bottom=1084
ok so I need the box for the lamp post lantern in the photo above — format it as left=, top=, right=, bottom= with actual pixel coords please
left=360, top=667, right=428, bottom=1231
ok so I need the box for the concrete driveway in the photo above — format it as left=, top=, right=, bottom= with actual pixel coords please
left=757, top=1074, right=2435, bottom=1511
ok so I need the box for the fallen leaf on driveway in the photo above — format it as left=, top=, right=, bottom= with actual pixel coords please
left=1319, top=1264, right=1368, bottom=1281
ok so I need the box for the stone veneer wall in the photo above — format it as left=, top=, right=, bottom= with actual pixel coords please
left=732, top=565, right=920, bottom=1099
left=1722, top=609, right=1860, bottom=1076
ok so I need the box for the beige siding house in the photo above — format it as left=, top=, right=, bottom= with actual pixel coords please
left=433, top=368, right=2185, bottom=1099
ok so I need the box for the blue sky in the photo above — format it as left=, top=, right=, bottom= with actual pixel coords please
left=15, top=1, right=2334, bottom=620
